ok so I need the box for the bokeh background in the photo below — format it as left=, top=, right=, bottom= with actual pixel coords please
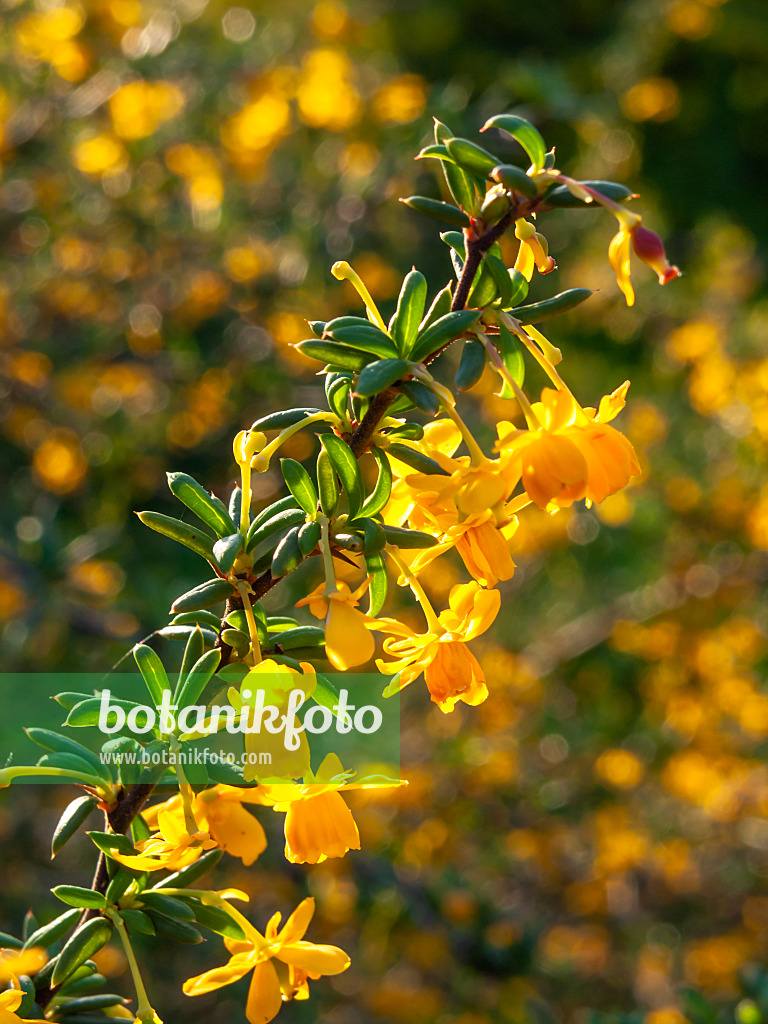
left=2, top=0, right=768, bottom=1022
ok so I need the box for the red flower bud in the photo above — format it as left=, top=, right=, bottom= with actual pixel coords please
left=630, top=225, right=680, bottom=285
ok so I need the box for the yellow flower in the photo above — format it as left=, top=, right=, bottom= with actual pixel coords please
left=296, top=580, right=374, bottom=671
left=500, top=384, right=640, bottom=510
left=0, top=948, right=46, bottom=1024
left=406, top=510, right=517, bottom=589
left=144, top=787, right=267, bottom=867
left=609, top=218, right=680, bottom=307
left=372, top=581, right=500, bottom=712
left=256, top=753, right=404, bottom=864
left=111, top=802, right=216, bottom=872
left=183, top=897, right=350, bottom=1024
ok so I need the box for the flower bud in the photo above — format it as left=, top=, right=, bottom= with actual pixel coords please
left=630, top=225, right=680, bottom=285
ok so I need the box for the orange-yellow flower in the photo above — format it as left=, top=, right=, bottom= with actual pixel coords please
left=500, top=384, right=640, bottom=511
left=609, top=218, right=680, bottom=306
left=296, top=579, right=374, bottom=671
left=256, top=753, right=404, bottom=864
left=372, top=581, right=500, bottom=712
left=110, top=801, right=216, bottom=873
left=144, top=786, right=267, bottom=867
left=183, top=897, right=350, bottom=1024
left=0, top=947, right=47, bottom=1023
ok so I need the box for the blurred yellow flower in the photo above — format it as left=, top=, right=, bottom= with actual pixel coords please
left=296, top=49, right=361, bottom=130
left=71, top=133, right=128, bottom=176
left=109, top=81, right=185, bottom=140
left=373, top=74, right=427, bottom=124
left=594, top=748, right=645, bottom=789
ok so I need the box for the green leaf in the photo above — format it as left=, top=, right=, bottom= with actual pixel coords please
left=212, top=533, right=243, bottom=574
left=354, top=358, right=411, bottom=399
left=147, top=912, right=202, bottom=945
left=51, top=796, right=99, bottom=858
left=281, top=459, right=318, bottom=516
left=507, top=268, right=529, bottom=307
left=66, top=697, right=148, bottom=730
left=485, top=253, right=515, bottom=307
left=52, top=918, right=113, bottom=987
left=360, top=448, right=392, bottom=517
left=365, top=551, right=388, bottom=614
left=23, top=908, right=80, bottom=951
left=542, top=179, right=634, bottom=208
left=312, top=673, right=342, bottom=718
left=391, top=269, right=428, bottom=356
left=246, top=507, right=305, bottom=553
left=468, top=262, right=500, bottom=308
left=38, top=753, right=105, bottom=785
left=319, top=434, right=364, bottom=518
left=166, top=472, right=235, bottom=538
left=228, top=486, right=242, bottom=527
left=271, top=525, right=303, bottom=578
left=138, top=893, right=196, bottom=921
left=400, top=195, right=470, bottom=228
left=386, top=443, right=450, bottom=476
left=382, top=525, right=439, bottom=548
left=151, top=849, right=223, bottom=890
left=270, top=626, right=325, bottom=650
left=87, top=832, right=137, bottom=857
left=455, top=339, right=486, bottom=391
left=171, top=578, right=233, bottom=614
left=0, top=932, right=22, bottom=950
left=444, top=137, right=500, bottom=177
left=250, top=407, right=321, bottom=431
left=133, top=644, right=170, bottom=705
left=490, top=163, right=538, bottom=198
left=328, top=324, right=398, bottom=359
left=416, top=142, right=453, bottom=162
left=105, top=870, right=134, bottom=905
left=398, top=380, right=440, bottom=415
left=332, top=531, right=363, bottom=553
left=298, top=519, right=321, bottom=555
left=495, top=322, right=526, bottom=399
left=136, top=511, right=215, bottom=563
left=482, top=114, right=547, bottom=172
left=52, top=886, right=108, bottom=910
left=508, top=288, right=594, bottom=323
left=294, top=339, right=372, bottom=371
left=248, top=495, right=299, bottom=534
left=55, top=993, right=129, bottom=1013
left=317, top=447, right=339, bottom=517
left=420, top=282, right=453, bottom=330
left=410, top=309, right=483, bottom=363
left=119, top=909, right=155, bottom=936
left=189, top=902, right=245, bottom=941
left=175, top=648, right=222, bottom=710
left=175, top=625, right=205, bottom=701
left=325, top=373, right=353, bottom=420
left=357, top=517, right=386, bottom=555
left=172, top=610, right=221, bottom=630
left=25, top=728, right=107, bottom=777
left=434, top=119, right=479, bottom=212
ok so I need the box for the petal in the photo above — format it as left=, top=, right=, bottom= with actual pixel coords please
left=277, top=897, right=315, bottom=945
left=183, top=952, right=255, bottom=996
left=205, top=801, right=267, bottom=867
left=284, top=791, right=360, bottom=865
left=245, top=960, right=283, bottom=1024
left=277, top=942, right=351, bottom=977
left=325, top=600, right=375, bottom=671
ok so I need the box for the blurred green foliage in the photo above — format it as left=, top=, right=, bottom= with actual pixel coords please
left=2, top=0, right=768, bottom=1022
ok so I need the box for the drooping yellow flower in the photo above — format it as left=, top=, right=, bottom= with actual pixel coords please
left=183, top=897, right=350, bottom=1024
left=372, top=581, right=500, bottom=712
left=500, top=384, right=640, bottom=511
left=609, top=217, right=680, bottom=306
left=403, top=509, right=517, bottom=590
left=110, top=801, right=216, bottom=873
left=144, top=787, right=267, bottom=868
left=296, top=579, right=374, bottom=671
left=256, top=753, right=404, bottom=865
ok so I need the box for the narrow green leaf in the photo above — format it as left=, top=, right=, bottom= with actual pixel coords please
left=271, top=525, right=303, bottom=578
left=55, top=993, right=129, bottom=1013
left=175, top=625, right=205, bottom=701
left=133, top=644, right=170, bottom=706
left=508, top=288, right=594, bottom=322
left=105, top=870, right=134, bottom=905
left=66, top=697, right=148, bottom=730
left=87, top=832, right=137, bottom=857
left=317, top=448, right=339, bottom=517
left=189, top=902, right=245, bottom=941
left=166, top=472, right=235, bottom=538
left=358, top=517, right=386, bottom=555
left=52, top=919, right=113, bottom=987
left=507, top=268, right=529, bottom=307
left=298, top=519, right=321, bottom=555
left=51, top=796, right=98, bottom=858
left=176, top=648, right=222, bottom=710
left=386, top=443, right=450, bottom=476
left=319, top=434, right=364, bottom=518
left=485, top=253, right=515, bottom=307
left=147, top=912, right=202, bottom=944
left=212, top=533, right=243, bottom=574
left=312, top=673, right=342, bottom=718
left=138, top=893, right=196, bottom=921
left=495, top=322, right=526, bottom=399
left=434, top=119, right=478, bottom=212
left=171, top=578, right=233, bottom=614
left=136, top=511, right=214, bottom=563
left=382, top=525, right=439, bottom=548
left=354, top=358, right=410, bottom=399
left=444, top=137, right=500, bottom=177
left=391, top=269, right=428, bottom=356
left=365, top=551, right=388, bottom=615
left=151, top=849, right=223, bottom=890
left=328, top=325, right=398, bottom=359
left=400, top=195, right=470, bottom=228
left=250, top=407, right=321, bottom=431
left=270, top=626, right=325, bottom=650
left=172, top=610, right=221, bottom=630
left=482, top=114, right=547, bottom=171
left=52, top=886, right=107, bottom=911
left=325, top=373, right=353, bottom=420
left=455, top=339, right=487, bottom=391
left=360, top=448, right=393, bottom=517
left=23, top=909, right=80, bottom=951
left=228, top=485, right=242, bottom=527
left=25, top=729, right=106, bottom=777
left=490, top=163, right=539, bottom=198
left=246, top=508, right=305, bottom=553
left=398, top=380, right=440, bottom=415
left=249, top=495, right=299, bottom=534
left=410, top=309, right=482, bottom=363
left=419, top=282, right=453, bottom=330
left=280, top=459, right=318, bottom=516
left=294, top=340, right=372, bottom=371
left=542, top=179, right=634, bottom=208
left=38, top=753, right=104, bottom=784
left=332, top=531, right=363, bottom=552
left=119, top=909, right=155, bottom=936
left=468, top=262, right=500, bottom=308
